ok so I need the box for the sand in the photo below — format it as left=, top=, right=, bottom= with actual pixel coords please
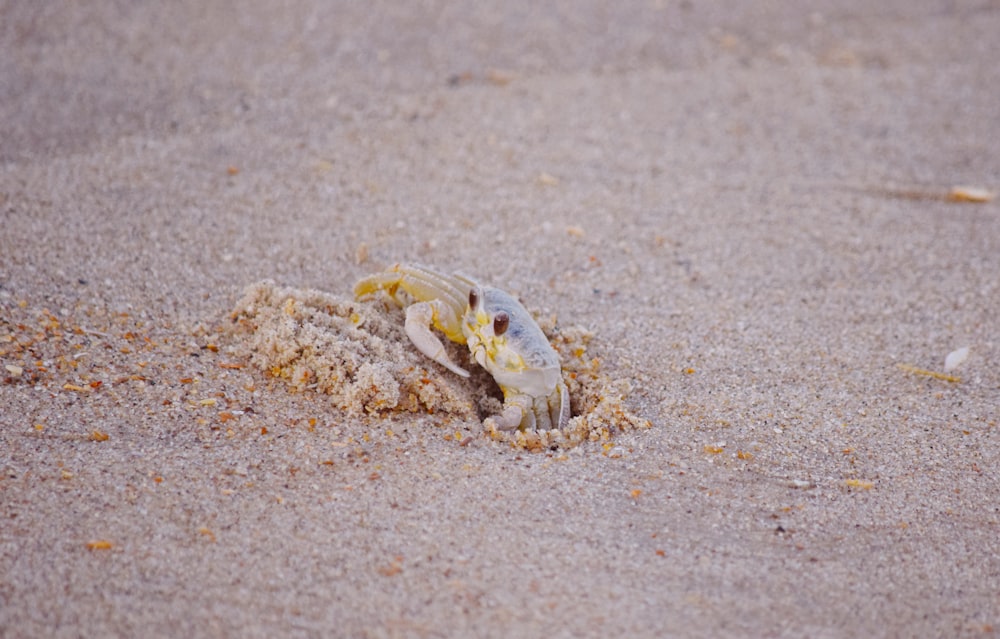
left=2, top=2, right=999, bottom=637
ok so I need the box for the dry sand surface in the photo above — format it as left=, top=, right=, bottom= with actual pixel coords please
left=2, top=2, right=999, bottom=637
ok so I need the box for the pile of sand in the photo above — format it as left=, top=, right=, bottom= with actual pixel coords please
left=228, top=280, right=650, bottom=450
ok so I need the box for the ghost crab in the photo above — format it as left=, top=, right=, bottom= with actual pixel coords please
left=354, top=263, right=570, bottom=431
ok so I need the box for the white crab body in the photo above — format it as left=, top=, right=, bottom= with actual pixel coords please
left=354, top=264, right=569, bottom=431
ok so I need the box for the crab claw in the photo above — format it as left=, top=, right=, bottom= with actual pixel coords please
left=404, top=301, right=470, bottom=377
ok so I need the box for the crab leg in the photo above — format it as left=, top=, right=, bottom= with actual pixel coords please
left=554, top=382, right=570, bottom=429
left=355, top=264, right=477, bottom=376
left=354, top=264, right=473, bottom=343
left=487, top=392, right=535, bottom=431
left=390, top=266, right=471, bottom=323
left=531, top=382, right=568, bottom=431
left=490, top=381, right=569, bottom=432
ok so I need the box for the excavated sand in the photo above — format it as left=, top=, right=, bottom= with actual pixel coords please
left=228, top=280, right=650, bottom=451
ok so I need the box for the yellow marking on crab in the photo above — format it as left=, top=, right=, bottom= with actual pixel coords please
left=474, top=308, right=490, bottom=326
left=355, top=263, right=570, bottom=431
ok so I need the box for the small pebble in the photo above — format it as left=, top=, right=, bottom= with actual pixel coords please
left=944, top=346, right=969, bottom=372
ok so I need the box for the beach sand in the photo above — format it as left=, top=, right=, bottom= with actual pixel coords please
left=2, top=2, right=998, bottom=636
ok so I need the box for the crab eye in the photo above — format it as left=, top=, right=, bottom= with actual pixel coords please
left=493, top=311, right=509, bottom=336
left=468, top=288, right=479, bottom=309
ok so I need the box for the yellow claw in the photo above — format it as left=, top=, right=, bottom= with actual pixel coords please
left=354, top=263, right=569, bottom=431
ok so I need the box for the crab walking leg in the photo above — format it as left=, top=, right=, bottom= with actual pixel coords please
left=405, top=300, right=470, bottom=377
left=354, top=264, right=473, bottom=343
left=532, top=394, right=554, bottom=431
left=551, top=382, right=570, bottom=430
left=353, top=271, right=406, bottom=301
left=390, top=268, right=472, bottom=340
left=485, top=392, right=535, bottom=431
left=528, top=382, right=569, bottom=431
left=486, top=382, right=569, bottom=432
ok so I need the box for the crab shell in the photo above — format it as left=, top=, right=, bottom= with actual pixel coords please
left=464, top=285, right=561, bottom=401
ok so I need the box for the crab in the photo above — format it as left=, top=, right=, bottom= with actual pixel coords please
left=354, top=263, right=569, bottom=431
